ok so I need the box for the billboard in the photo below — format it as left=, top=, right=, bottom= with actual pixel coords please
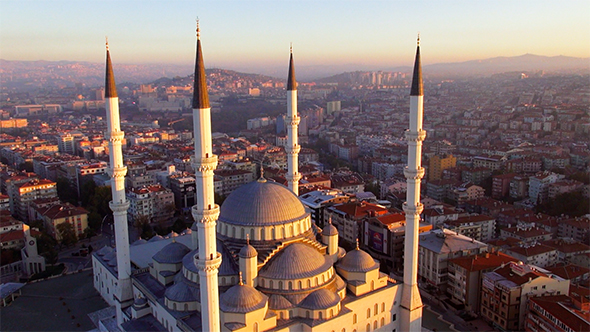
left=369, top=229, right=384, bottom=252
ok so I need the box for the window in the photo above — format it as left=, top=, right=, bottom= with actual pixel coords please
left=380, top=318, right=384, bottom=327
left=367, top=308, right=371, bottom=318
left=353, top=314, right=357, bottom=324
left=381, top=302, right=385, bottom=312
left=373, top=321, right=377, bottom=330
left=374, top=304, right=378, bottom=316
left=366, top=323, right=370, bottom=332
left=392, top=314, right=396, bottom=321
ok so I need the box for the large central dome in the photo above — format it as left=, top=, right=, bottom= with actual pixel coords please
left=219, top=178, right=308, bottom=226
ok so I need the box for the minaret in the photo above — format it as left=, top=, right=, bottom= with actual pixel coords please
left=104, top=40, right=133, bottom=325
left=285, top=45, right=301, bottom=195
left=189, top=21, right=222, bottom=332
left=400, top=35, right=425, bottom=331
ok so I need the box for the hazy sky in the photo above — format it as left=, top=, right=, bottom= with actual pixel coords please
left=1, top=0, right=589, bottom=73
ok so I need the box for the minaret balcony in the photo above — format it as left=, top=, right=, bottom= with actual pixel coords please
left=192, top=204, right=220, bottom=225
left=107, top=131, right=125, bottom=143
left=285, top=144, right=301, bottom=155
left=107, top=166, right=128, bottom=178
left=285, top=172, right=302, bottom=182
left=403, top=202, right=424, bottom=215
left=404, top=166, right=425, bottom=180
left=109, top=200, right=130, bottom=213
left=195, top=252, right=222, bottom=272
left=285, top=116, right=300, bottom=126
left=405, top=129, right=427, bottom=142
left=193, top=155, right=218, bottom=173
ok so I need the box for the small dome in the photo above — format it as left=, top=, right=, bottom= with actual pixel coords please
left=219, top=180, right=308, bottom=227
left=268, top=294, right=293, bottom=310
left=103, top=251, right=117, bottom=262
left=259, top=243, right=331, bottom=280
left=148, top=235, right=164, bottom=242
left=153, top=241, right=191, bottom=264
left=239, top=243, right=258, bottom=258
left=133, top=296, right=148, bottom=308
left=165, top=273, right=199, bottom=303
left=322, top=223, right=338, bottom=236
left=97, top=246, right=113, bottom=257
left=132, top=239, right=147, bottom=246
left=220, top=283, right=267, bottom=313
left=338, top=248, right=379, bottom=272
left=299, top=288, right=340, bottom=310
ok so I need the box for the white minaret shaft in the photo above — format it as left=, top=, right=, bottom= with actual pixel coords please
left=401, top=36, right=425, bottom=332
left=190, top=23, right=221, bottom=332
left=285, top=48, right=301, bottom=195
left=104, top=42, right=132, bottom=325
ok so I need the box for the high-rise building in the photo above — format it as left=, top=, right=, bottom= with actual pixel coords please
left=428, top=154, right=456, bottom=181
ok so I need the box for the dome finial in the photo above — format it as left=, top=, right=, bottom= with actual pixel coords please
left=355, top=238, right=360, bottom=250
left=246, top=233, right=250, bottom=245
left=196, top=17, right=200, bottom=40
left=105, top=36, right=109, bottom=51
left=328, top=216, right=332, bottom=224
left=290, top=42, right=293, bottom=54
left=417, top=32, right=420, bottom=46
left=238, top=271, right=244, bottom=285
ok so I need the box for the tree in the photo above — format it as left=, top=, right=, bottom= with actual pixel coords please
left=56, top=222, right=78, bottom=247
left=56, top=177, right=77, bottom=204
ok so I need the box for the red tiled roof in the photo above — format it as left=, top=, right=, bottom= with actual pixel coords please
left=449, top=251, right=518, bottom=272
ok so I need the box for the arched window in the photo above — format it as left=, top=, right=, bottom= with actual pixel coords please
left=380, top=318, right=384, bottom=327
left=374, top=304, right=378, bottom=316
left=315, top=277, right=318, bottom=286
left=279, top=312, right=283, bottom=319
left=289, top=281, right=293, bottom=290
left=298, top=280, right=302, bottom=289
left=279, top=281, right=283, bottom=289
left=270, top=280, right=274, bottom=288
left=342, top=329, right=346, bottom=332
left=260, top=279, right=265, bottom=287
left=330, top=309, right=334, bottom=318
left=373, top=321, right=377, bottom=330
left=241, top=228, right=245, bottom=239
left=306, top=311, right=310, bottom=319
left=319, top=311, right=323, bottom=320
left=254, top=322, right=258, bottom=332
left=381, top=302, right=385, bottom=313
left=367, top=308, right=371, bottom=318
left=173, top=303, right=177, bottom=310
left=260, top=228, right=264, bottom=240
left=366, top=323, right=370, bottom=332
left=353, top=313, right=357, bottom=324
left=250, top=228, right=255, bottom=240
left=307, top=279, right=311, bottom=288
left=232, top=227, right=236, bottom=237
left=184, top=303, right=188, bottom=311
left=371, top=280, right=374, bottom=291
left=289, top=225, right=293, bottom=236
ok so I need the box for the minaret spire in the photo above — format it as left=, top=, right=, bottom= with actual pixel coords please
left=105, top=38, right=117, bottom=98
left=410, top=34, right=423, bottom=96
left=400, top=35, right=426, bottom=331
left=285, top=45, right=301, bottom=195
left=189, top=21, right=222, bottom=332
left=104, top=41, right=132, bottom=325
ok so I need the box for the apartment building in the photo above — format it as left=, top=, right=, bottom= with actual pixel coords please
left=480, top=262, right=570, bottom=331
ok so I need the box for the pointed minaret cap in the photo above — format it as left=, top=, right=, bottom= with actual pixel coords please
left=410, top=34, right=423, bottom=96
left=192, top=19, right=210, bottom=109
left=287, top=44, right=297, bottom=91
left=105, top=38, right=118, bottom=98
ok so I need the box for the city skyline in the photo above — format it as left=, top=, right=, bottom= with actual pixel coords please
left=1, top=0, right=589, bottom=76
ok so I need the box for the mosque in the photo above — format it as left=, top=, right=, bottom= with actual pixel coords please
left=92, top=24, right=426, bottom=332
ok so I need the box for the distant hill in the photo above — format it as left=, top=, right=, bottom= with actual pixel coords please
left=314, top=54, right=589, bottom=83
left=1, top=54, right=588, bottom=89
